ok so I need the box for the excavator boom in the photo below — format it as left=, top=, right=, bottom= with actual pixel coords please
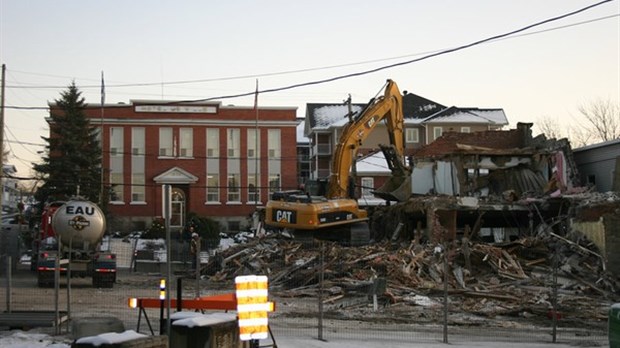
left=327, top=80, right=405, bottom=199
left=265, top=79, right=410, bottom=244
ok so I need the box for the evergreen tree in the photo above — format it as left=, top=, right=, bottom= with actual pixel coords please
left=33, top=82, right=102, bottom=205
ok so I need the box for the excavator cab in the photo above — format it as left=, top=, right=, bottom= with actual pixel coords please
left=303, top=178, right=328, bottom=197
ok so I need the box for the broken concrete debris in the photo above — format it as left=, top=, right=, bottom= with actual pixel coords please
left=202, top=222, right=618, bottom=329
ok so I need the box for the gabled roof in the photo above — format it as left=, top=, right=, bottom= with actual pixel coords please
left=304, top=103, right=366, bottom=133
left=413, top=106, right=508, bottom=126
left=401, top=92, right=446, bottom=119
left=304, top=91, right=508, bottom=137
left=153, top=166, right=198, bottom=184
left=297, top=121, right=310, bottom=144
left=356, top=151, right=390, bottom=174
left=412, top=129, right=524, bottom=159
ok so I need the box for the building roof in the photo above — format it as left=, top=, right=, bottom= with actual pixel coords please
left=412, top=106, right=508, bottom=126
left=305, top=92, right=508, bottom=134
left=572, top=138, right=620, bottom=152
left=305, top=103, right=366, bottom=131
left=412, top=128, right=525, bottom=158
left=297, top=120, right=309, bottom=144
left=356, top=151, right=390, bottom=174
left=401, top=92, right=446, bottom=119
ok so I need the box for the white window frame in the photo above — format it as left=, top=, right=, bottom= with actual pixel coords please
left=206, top=173, right=219, bottom=202
left=227, top=129, right=240, bottom=158
left=461, top=126, right=471, bottom=133
left=206, top=128, right=219, bottom=158
left=227, top=173, right=241, bottom=202
left=247, top=173, right=260, bottom=203
left=405, top=128, right=419, bottom=143
left=268, top=174, right=280, bottom=193
left=433, top=126, right=443, bottom=140
left=268, top=129, right=281, bottom=159
left=179, top=128, right=193, bottom=158
left=159, top=127, right=173, bottom=157
left=361, top=177, right=374, bottom=198
left=110, top=127, right=124, bottom=202
left=130, top=127, right=145, bottom=203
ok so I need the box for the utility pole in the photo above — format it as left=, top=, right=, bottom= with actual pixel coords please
left=0, top=64, right=6, bottom=212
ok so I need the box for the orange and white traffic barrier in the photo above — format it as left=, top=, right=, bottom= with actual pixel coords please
left=235, top=275, right=272, bottom=341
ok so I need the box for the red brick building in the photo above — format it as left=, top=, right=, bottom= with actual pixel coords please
left=52, top=100, right=298, bottom=233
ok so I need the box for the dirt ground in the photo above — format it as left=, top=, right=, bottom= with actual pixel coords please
left=0, top=259, right=609, bottom=347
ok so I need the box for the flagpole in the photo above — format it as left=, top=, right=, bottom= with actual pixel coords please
left=254, top=80, right=259, bottom=231
left=100, top=71, right=105, bottom=205
left=254, top=79, right=261, bottom=210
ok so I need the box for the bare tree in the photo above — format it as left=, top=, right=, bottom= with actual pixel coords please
left=566, top=125, right=592, bottom=148
left=535, top=116, right=564, bottom=140
left=578, top=98, right=620, bottom=142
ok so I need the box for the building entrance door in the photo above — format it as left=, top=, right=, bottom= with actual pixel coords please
left=170, top=188, right=186, bottom=229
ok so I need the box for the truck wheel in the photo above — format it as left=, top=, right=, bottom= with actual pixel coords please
left=37, top=273, right=52, bottom=288
left=93, top=274, right=114, bottom=288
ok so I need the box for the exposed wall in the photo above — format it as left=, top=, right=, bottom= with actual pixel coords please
left=604, top=212, right=620, bottom=275
left=571, top=212, right=620, bottom=276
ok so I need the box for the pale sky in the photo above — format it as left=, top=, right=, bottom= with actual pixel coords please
left=1, top=0, right=619, bottom=179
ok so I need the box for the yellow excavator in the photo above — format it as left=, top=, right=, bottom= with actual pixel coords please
left=265, top=79, right=410, bottom=244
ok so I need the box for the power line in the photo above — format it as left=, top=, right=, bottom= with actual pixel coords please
left=175, top=0, right=616, bottom=104
left=4, top=139, right=46, bottom=147
left=4, top=6, right=617, bottom=93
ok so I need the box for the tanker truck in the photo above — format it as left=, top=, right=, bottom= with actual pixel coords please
left=35, top=199, right=116, bottom=288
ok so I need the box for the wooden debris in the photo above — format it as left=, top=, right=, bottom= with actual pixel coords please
left=203, top=231, right=619, bottom=324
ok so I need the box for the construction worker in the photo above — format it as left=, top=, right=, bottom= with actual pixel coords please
left=190, top=232, right=200, bottom=270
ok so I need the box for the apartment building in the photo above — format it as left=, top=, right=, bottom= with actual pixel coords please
left=304, top=92, right=509, bottom=201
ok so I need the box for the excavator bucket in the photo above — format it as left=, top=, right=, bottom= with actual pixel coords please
left=372, top=145, right=412, bottom=202
left=373, top=173, right=411, bottom=202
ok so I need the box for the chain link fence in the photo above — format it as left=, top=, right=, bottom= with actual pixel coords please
left=0, top=232, right=612, bottom=346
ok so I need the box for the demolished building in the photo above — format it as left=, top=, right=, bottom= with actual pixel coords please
left=202, top=123, right=619, bottom=334
left=370, top=122, right=620, bottom=276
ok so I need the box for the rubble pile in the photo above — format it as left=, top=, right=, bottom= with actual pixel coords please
left=202, top=227, right=618, bottom=328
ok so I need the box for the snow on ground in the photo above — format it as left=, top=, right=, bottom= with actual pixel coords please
left=0, top=329, right=589, bottom=348
left=0, top=330, right=71, bottom=348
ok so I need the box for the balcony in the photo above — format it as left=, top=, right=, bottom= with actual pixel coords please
left=312, top=143, right=332, bottom=156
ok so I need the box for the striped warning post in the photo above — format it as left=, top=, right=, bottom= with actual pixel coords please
left=235, top=275, right=269, bottom=341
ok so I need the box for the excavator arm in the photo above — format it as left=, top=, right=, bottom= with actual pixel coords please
left=326, top=79, right=405, bottom=199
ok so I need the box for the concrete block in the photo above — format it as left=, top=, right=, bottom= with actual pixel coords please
left=71, top=316, right=125, bottom=339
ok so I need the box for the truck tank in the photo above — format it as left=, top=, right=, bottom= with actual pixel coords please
left=51, top=200, right=106, bottom=252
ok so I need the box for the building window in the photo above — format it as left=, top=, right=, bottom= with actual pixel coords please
left=206, top=128, right=219, bottom=158
left=227, top=129, right=240, bottom=158
left=433, top=126, right=443, bottom=140
left=206, top=173, right=219, bottom=202
left=268, top=129, right=281, bottom=159
left=179, top=128, right=193, bottom=157
left=268, top=129, right=281, bottom=193
left=461, top=126, right=471, bottom=133
left=206, top=129, right=220, bottom=203
left=268, top=174, right=280, bottom=193
left=247, top=129, right=260, bottom=203
left=227, top=173, right=240, bottom=202
left=131, top=127, right=145, bottom=202
left=159, top=127, right=173, bottom=157
left=110, top=127, right=124, bottom=202
left=247, top=174, right=259, bottom=203
left=405, top=128, right=419, bottom=143
left=361, top=177, right=374, bottom=198
left=247, top=129, right=259, bottom=158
